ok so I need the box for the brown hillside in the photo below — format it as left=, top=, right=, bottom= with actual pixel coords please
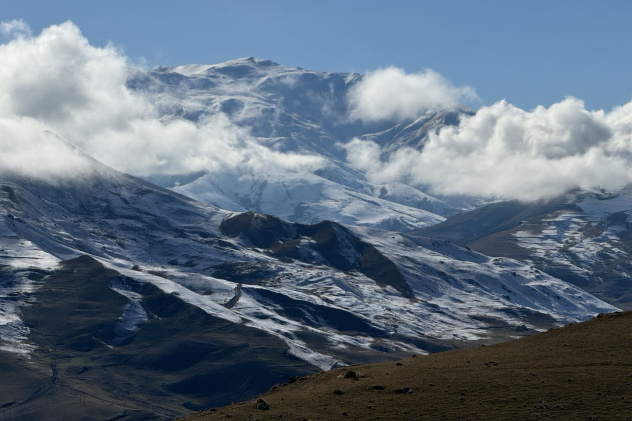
left=181, top=311, right=632, bottom=421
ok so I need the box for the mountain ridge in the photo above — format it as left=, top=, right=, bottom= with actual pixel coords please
left=412, top=188, right=632, bottom=309
left=130, top=57, right=471, bottom=231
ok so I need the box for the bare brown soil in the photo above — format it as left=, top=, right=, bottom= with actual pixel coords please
left=181, top=311, right=632, bottom=421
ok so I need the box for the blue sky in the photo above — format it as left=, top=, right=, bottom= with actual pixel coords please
left=3, top=0, right=631, bottom=111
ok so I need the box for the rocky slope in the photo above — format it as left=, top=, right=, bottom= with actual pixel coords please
left=413, top=188, right=632, bottom=310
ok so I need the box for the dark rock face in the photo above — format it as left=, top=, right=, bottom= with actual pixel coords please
left=220, top=212, right=296, bottom=248
left=255, top=398, right=270, bottom=410
left=221, top=213, right=414, bottom=298
left=341, top=370, right=359, bottom=380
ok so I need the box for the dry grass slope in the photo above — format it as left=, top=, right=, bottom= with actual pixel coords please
left=181, top=311, right=632, bottom=421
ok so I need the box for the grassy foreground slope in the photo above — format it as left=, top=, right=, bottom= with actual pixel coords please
left=182, top=311, right=632, bottom=421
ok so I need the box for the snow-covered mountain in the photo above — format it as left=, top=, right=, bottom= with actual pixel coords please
left=130, top=58, right=469, bottom=230
left=171, top=170, right=447, bottom=232
left=0, top=148, right=615, bottom=419
left=414, top=188, right=632, bottom=310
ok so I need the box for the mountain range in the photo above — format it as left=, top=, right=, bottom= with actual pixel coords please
left=134, top=58, right=470, bottom=231
left=0, top=58, right=625, bottom=420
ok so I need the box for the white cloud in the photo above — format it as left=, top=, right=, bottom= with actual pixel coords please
left=0, top=19, right=31, bottom=39
left=83, top=113, right=325, bottom=176
left=0, top=21, right=324, bottom=180
left=344, top=97, right=632, bottom=201
left=347, top=67, right=477, bottom=122
left=5, top=20, right=630, bottom=203
left=0, top=117, right=94, bottom=180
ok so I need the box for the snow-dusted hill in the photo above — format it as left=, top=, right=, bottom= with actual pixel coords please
left=414, top=188, right=632, bottom=310
left=0, top=151, right=616, bottom=418
left=172, top=170, right=446, bottom=231
left=130, top=58, right=468, bottom=230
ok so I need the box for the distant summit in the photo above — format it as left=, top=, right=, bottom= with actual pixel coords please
left=134, top=58, right=471, bottom=231
left=160, top=57, right=283, bottom=77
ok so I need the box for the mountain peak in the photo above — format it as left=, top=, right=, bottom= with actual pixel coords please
left=155, top=57, right=284, bottom=77
left=239, top=56, right=281, bottom=67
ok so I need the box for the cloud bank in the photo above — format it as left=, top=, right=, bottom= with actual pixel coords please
left=344, top=98, right=632, bottom=201
left=3, top=20, right=631, bottom=202
left=0, top=21, right=324, bottom=180
left=347, top=67, right=477, bottom=121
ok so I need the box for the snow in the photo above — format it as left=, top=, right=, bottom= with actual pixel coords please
left=510, top=191, right=632, bottom=300
left=174, top=170, right=445, bottom=231
left=577, top=194, right=632, bottom=223
left=0, top=215, right=59, bottom=269
left=140, top=58, right=463, bottom=230
left=514, top=212, right=590, bottom=275
left=110, top=276, right=149, bottom=336
left=351, top=226, right=616, bottom=333
left=0, top=214, right=59, bottom=354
